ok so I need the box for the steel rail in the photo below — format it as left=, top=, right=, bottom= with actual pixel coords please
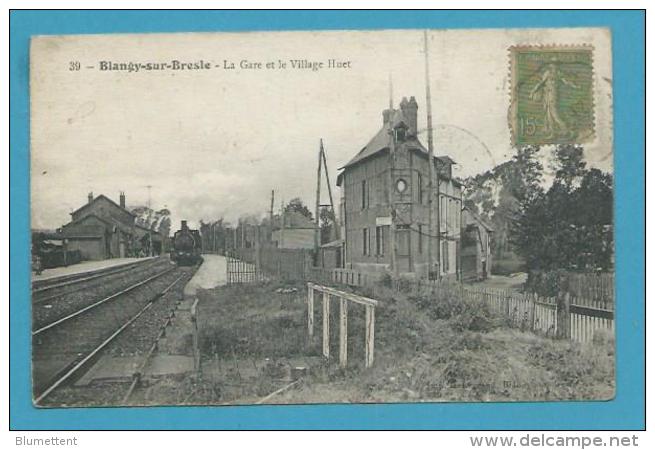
left=122, top=273, right=186, bottom=403
left=34, top=272, right=184, bottom=405
left=32, top=258, right=160, bottom=295
left=33, top=266, right=176, bottom=336
left=33, top=260, right=165, bottom=304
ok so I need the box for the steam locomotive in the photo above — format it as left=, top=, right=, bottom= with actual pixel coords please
left=171, top=220, right=202, bottom=266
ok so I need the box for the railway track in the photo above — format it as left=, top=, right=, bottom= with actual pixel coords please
left=120, top=284, right=185, bottom=404
left=32, top=265, right=194, bottom=405
left=32, top=259, right=173, bottom=330
left=32, top=257, right=165, bottom=304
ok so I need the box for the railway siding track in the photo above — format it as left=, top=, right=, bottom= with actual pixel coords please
left=32, top=259, right=173, bottom=329
left=32, top=266, right=192, bottom=405
left=32, top=257, right=161, bottom=293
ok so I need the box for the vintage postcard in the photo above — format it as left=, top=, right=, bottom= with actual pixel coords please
left=29, top=27, right=614, bottom=408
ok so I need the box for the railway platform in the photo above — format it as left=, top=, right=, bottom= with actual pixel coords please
left=154, top=255, right=227, bottom=366
left=32, top=257, right=159, bottom=284
left=182, top=254, right=227, bottom=298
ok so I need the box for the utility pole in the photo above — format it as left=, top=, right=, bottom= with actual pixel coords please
left=314, top=142, right=323, bottom=262
left=280, top=201, right=286, bottom=248
left=320, top=139, right=338, bottom=239
left=458, top=186, right=464, bottom=283
left=388, top=74, right=398, bottom=277
left=424, top=30, right=440, bottom=280
left=270, top=190, right=275, bottom=231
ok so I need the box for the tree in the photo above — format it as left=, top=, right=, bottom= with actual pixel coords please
left=284, top=197, right=313, bottom=221
left=551, top=144, right=586, bottom=190
left=512, top=145, right=613, bottom=272
left=319, top=207, right=336, bottom=244
left=503, top=144, right=544, bottom=204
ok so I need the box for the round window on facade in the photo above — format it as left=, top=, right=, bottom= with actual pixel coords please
left=395, top=178, right=408, bottom=194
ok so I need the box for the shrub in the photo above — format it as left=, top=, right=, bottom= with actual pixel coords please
left=407, top=286, right=500, bottom=333
left=525, top=270, right=567, bottom=297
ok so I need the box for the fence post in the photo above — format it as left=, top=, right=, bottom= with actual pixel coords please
left=191, top=298, right=200, bottom=372
left=255, top=227, right=261, bottom=274
left=322, top=292, right=330, bottom=360
left=556, top=292, right=571, bottom=339
left=339, top=297, right=348, bottom=369
left=307, top=284, right=314, bottom=340
left=530, top=293, right=537, bottom=332
left=365, top=305, right=375, bottom=368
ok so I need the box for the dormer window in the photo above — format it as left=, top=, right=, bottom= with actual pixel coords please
left=394, top=127, right=406, bottom=142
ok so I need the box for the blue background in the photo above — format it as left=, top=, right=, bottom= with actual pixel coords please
left=9, top=10, right=645, bottom=430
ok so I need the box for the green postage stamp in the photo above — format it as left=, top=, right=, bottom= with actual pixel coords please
left=510, top=45, right=594, bottom=146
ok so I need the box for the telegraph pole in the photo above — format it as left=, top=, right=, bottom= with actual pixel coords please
left=146, top=185, right=152, bottom=209
left=270, top=190, right=275, bottom=242
left=270, top=190, right=275, bottom=227
left=320, top=139, right=338, bottom=239
left=314, top=143, right=323, bottom=261
left=388, top=74, right=398, bottom=277
left=321, top=139, right=339, bottom=238
left=424, top=30, right=440, bottom=280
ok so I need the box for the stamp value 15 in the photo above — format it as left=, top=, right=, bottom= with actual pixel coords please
left=510, top=45, right=594, bottom=146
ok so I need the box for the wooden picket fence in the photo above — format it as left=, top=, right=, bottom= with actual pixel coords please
left=227, top=254, right=614, bottom=344
left=308, top=267, right=382, bottom=288
left=308, top=266, right=615, bottom=344
left=456, top=285, right=613, bottom=343
left=462, top=287, right=559, bottom=337
left=567, top=273, right=614, bottom=307
left=568, top=294, right=615, bottom=343
left=527, top=271, right=614, bottom=307
left=232, top=247, right=311, bottom=282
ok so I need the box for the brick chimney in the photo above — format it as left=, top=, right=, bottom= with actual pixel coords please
left=119, top=191, right=126, bottom=208
left=382, top=108, right=393, bottom=125
left=181, top=220, right=188, bottom=230
left=88, top=192, right=93, bottom=204
left=400, top=96, right=418, bottom=136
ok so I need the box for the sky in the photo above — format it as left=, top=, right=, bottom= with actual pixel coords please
left=30, top=28, right=613, bottom=230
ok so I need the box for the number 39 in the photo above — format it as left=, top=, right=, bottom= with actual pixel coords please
left=69, top=61, right=81, bottom=71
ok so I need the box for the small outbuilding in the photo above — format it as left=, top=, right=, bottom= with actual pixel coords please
left=271, top=211, right=315, bottom=250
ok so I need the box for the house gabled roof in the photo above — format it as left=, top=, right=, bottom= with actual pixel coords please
left=62, top=213, right=136, bottom=237
left=61, top=214, right=111, bottom=238
left=338, top=108, right=458, bottom=183
left=70, top=194, right=136, bottom=218
left=340, top=124, right=392, bottom=170
left=62, top=213, right=112, bottom=228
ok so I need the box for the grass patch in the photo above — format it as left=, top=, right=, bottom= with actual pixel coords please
left=150, top=277, right=614, bottom=405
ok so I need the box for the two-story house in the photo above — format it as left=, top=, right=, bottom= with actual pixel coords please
left=336, top=97, right=463, bottom=278
left=61, top=192, right=137, bottom=260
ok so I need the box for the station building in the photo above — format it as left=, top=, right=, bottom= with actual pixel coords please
left=60, top=192, right=138, bottom=260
